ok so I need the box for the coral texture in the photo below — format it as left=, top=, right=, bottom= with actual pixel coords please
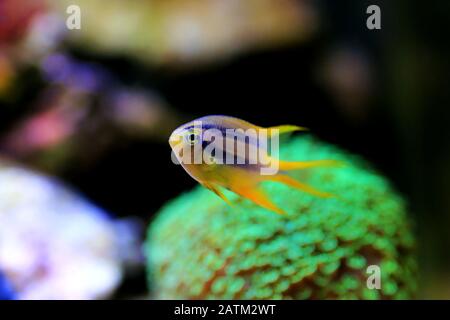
left=146, top=136, right=417, bottom=299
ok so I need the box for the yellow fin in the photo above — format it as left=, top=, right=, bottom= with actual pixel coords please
left=267, top=125, right=308, bottom=135
left=232, top=185, right=285, bottom=215
left=267, top=174, right=334, bottom=198
left=218, top=166, right=285, bottom=214
left=203, top=183, right=234, bottom=207
left=278, top=159, right=343, bottom=171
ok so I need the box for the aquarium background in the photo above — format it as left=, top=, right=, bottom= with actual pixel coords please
left=0, top=0, right=449, bottom=299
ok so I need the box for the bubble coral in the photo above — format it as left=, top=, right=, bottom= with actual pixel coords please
left=146, top=136, right=417, bottom=299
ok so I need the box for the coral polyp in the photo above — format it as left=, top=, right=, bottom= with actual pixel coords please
left=146, top=136, right=417, bottom=299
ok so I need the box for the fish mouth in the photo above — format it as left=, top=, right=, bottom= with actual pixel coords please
left=168, top=132, right=183, bottom=149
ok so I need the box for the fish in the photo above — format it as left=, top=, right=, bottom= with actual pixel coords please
left=169, top=115, right=341, bottom=214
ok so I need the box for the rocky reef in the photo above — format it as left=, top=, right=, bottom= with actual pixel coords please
left=146, top=136, right=417, bottom=299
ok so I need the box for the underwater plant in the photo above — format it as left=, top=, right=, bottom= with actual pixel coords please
left=146, top=136, right=417, bottom=299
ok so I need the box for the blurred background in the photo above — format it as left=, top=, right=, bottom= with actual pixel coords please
left=0, top=0, right=449, bottom=299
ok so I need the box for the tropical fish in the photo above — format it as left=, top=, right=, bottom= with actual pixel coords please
left=169, top=115, right=340, bottom=214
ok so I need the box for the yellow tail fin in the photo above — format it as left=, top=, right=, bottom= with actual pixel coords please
left=278, top=159, right=343, bottom=171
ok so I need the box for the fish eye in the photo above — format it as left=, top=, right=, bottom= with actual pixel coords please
left=185, top=132, right=200, bottom=145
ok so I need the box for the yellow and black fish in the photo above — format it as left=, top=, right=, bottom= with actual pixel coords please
left=169, top=115, right=340, bottom=214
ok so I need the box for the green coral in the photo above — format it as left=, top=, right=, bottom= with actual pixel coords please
left=145, top=136, right=417, bottom=299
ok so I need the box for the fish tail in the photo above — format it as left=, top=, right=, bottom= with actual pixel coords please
left=267, top=174, right=334, bottom=198
left=278, top=159, right=343, bottom=171
left=266, top=125, right=308, bottom=135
